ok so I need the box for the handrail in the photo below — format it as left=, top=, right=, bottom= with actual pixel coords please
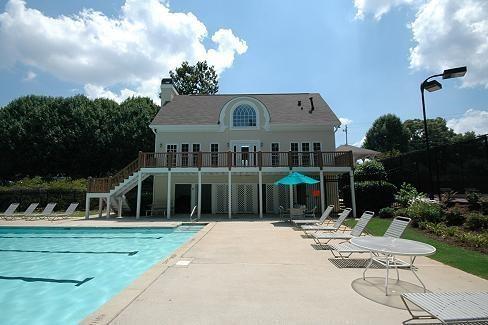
left=189, top=205, right=199, bottom=222
left=87, top=150, right=354, bottom=194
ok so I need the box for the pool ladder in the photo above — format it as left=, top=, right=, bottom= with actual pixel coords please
left=189, top=205, right=199, bottom=222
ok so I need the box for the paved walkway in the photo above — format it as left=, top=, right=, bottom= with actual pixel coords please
left=84, top=221, right=488, bottom=325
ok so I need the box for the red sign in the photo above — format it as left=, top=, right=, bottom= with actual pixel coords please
left=312, top=190, right=320, bottom=197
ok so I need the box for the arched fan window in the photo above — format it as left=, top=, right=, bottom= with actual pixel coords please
left=233, top=104, right=257, bottom=127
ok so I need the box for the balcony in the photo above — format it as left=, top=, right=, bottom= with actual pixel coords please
left=140, top=151, right=353, bottom=169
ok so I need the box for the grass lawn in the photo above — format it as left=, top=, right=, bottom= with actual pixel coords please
left=345, top=218, right=488, bottom=280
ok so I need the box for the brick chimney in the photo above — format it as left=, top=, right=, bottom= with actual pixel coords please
left=160, top=78, right=178, bottom=106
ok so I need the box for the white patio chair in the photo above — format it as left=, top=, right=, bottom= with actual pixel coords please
left=48, top=203, right=79, bottom=221
left=329, top=216, right=411, bottom=259
left=292, top=205, right=334, bottom=226
left=401, top=292, right=488, bottom=324
left=25, top=203, right=56, bottom=220
left=301, top=208, right=352, bottom=232
left=311, top=211, right=374, bottom=247
left=0, top=203, right=20, bottom=220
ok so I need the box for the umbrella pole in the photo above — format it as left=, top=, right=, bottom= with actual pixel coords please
left=289, top=184, right=293, bottom=210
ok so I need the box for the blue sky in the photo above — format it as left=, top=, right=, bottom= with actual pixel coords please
left=0, top=0, right=487, bottom=146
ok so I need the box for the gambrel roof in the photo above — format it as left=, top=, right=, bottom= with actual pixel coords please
left=150, top=93, right=341, bottom=126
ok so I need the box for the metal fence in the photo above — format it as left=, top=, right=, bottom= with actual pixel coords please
left=0, top=189, right=89, bottom=211
left=381, top=134, right=488, bottom=195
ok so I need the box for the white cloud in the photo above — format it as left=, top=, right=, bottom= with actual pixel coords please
left=23, top=70, right=36, bottom=81
left=353, top=136, right=366, bottom=147
left=446, top=109, right=488, bottom=135
left=339, top=117, right=353, bottom=125
left=353, top=0, right=418, bottom=20
left=409, top=0, right=488, bottom=88
left=353, top=0, right=488, bottom=89
left=0, top=0, right=247, bottom=103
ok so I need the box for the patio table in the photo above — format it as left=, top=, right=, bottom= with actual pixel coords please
left=350, top=237, right=436, bottom=296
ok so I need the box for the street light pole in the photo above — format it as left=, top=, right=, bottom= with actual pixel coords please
left=419, top=66, right=467, bottom=200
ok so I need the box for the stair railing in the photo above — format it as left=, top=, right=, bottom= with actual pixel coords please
left=189, top=205, right=199, bottom=222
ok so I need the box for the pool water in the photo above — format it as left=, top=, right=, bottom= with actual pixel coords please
left=0, top=226, right=203, bottom=325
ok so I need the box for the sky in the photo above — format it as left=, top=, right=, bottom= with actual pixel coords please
left=0, top=0, right=487, bottom=146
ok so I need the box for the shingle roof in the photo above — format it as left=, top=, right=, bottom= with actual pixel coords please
left=150, top=93, right=341, bottom=126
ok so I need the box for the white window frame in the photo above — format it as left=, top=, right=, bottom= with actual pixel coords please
left=301, top=142, right=311, bottom=166
left=230, top=100, right=260, bottom=130
left=191, top=143, right=201, bottom=167
left=271, top=142, right=280, bottom=166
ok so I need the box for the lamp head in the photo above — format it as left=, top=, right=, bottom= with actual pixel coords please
left=442, top=66, right=467, bottom=79
left=423, top=80, right=442, bottom=92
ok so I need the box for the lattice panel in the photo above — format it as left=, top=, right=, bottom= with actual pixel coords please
left=236, top=184, right=255, bottom=213
left=278, top=185, right=289, bottom=209
left=265, top=184, right=275, bottom=213
left=215, top=184, right=228, bottom=213
left=245, top=184, right=254, bottom=212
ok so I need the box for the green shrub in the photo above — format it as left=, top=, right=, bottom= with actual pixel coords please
left=465, top=213, right=488, bottom=232
left=407, top=200, right=443, bottom=226
left=395, top=183, right=424, bottom=208
left=480, top=198, right=488, bottom=215
left=440, top=190, right=457, bottom=208
left=419, top=221, right=488, bottom=249
left=0, top=177, right=87, bottom=191
left=378, top=207, right=395, bottom=219
left=466, top=191, right=481, bottom=210
left=352, top=181, right=397, bottom=214
left=354, top=160, right=387, bottom=181
left=444, top=207, right=466, bottom=226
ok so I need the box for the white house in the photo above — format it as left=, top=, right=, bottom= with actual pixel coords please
left=85, top=79, right=356, bottom=219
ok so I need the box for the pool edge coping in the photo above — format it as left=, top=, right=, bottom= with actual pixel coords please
left=80, top=222, right=215, bottom=325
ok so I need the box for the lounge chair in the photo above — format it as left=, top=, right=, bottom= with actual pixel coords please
left=9, top=203, right=39, bottom=220
left=311, top=211, right=374, bottom=247
left=303, top=206, right=317, bottom=218
left=401, top=292, right=488, bottom=324
left=25, top=203, right=56, bottom=220
left=329, top=216, right=411, bottom=258
left=48, top=203, right=79, bottom=221
left=291, top=205, right=334, bottom=226
left=301, top=208, right=352, bottom=232
left=0, top=203, right=20, bottom=220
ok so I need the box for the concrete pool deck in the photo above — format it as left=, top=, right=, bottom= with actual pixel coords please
left=85, top=220, right=487, bottom=325
left=2, top=218, right=487, bottom=324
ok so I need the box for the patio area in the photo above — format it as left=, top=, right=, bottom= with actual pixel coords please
left=66, top=218, right=488, bottom=324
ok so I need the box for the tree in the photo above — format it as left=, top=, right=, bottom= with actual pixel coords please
left=169, top=61, right=219, bottom=95
left=0, top=94, right=159, bottom=179
left=363, top=114, right=410, bottom=153
left=403, top=118, right=476, bottom=151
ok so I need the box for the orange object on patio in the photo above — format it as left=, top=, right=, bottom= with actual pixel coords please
left=311, top=189, right=320, bottom=197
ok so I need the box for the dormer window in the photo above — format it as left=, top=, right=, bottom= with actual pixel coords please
left=233, top=104, right=256, bottom=127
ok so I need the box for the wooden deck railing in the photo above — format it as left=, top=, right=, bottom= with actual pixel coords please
left=88, top=151, right=353, bottom=193
left=140, top=151, right=353, bottom=169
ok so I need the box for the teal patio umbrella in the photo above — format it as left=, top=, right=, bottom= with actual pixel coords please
left=274, top=172, right=319, bottom=211
left=274, top=172, right=319, bottom=185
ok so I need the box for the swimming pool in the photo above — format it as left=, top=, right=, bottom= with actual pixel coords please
left=0, top=226, right=203, bottom=324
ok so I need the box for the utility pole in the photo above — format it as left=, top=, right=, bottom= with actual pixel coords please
left=343, top=125, right=348, bottom=145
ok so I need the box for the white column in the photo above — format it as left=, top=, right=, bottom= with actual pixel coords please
left=118, top=197, right=123, bottom=217
left=106, top=196, right=111, bottom=218
left=349, top=170, right=357, bottom=218
left=228, top=171, right=232, bottom=219
left=136, top=172, right=142, bottom=219
left=166, top=171, right=172, bottom=219
left=320, top=170, right=325, bottom=213
left=85, top=195, right=90, bottom=219
left=258, top=171, right=263, bottom=218
left=197, top=171, right=202, bottom=218
left=98, top=197, right=103, bottom=218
